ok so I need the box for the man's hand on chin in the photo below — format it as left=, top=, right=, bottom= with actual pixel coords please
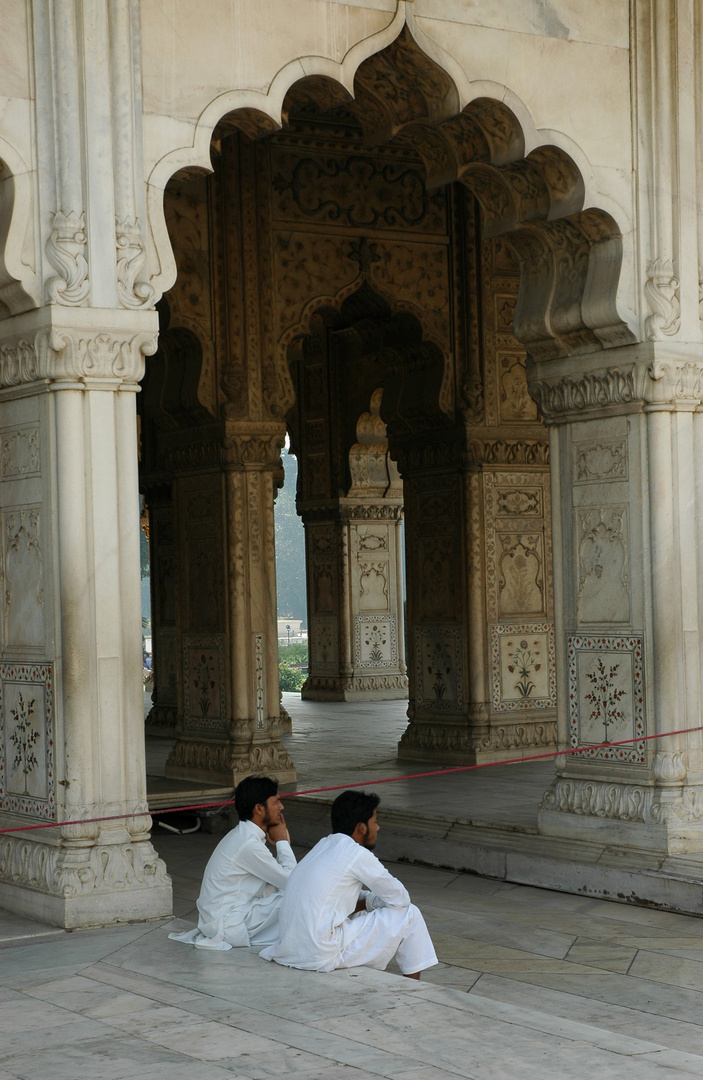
left=266, top=819, right=290, bottom=845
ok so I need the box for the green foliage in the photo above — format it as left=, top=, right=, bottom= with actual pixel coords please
left=278, top=641, right=308, bottom=665
left=278, top=660, right=306, bottom=692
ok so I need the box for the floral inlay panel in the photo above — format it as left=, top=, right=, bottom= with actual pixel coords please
left=415, top=625, right=464, bottom=713
left=490, top=623, right=556, bottom=712
left=567, top=634, right=645, bottom=763
left=355, top=615, right=397, bottom=669
left=183, top=637, right=226, bottom=732
left=0, top=663, right=55, bottom=819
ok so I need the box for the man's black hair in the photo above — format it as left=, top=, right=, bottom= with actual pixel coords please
left=331, top=789, right=380, bottom=836
left=234, top=775, right=279, bottom=821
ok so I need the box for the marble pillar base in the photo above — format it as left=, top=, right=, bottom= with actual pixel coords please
left=0, top=833, right=172, bottom=929
left=539, top=775, right=703, bottom=855
left=145, top=702, right=177, bottom=737
left=165, top=734, right=297, bottom=786
left=397, top=712, right=557, bottom=765
left=302, top=674, right=409, bottom=702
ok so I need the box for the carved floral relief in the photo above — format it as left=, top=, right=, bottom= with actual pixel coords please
left=308, top=615, right=338, bottom=674
left=484, top=472, right=551, bottom=622
left=0, top=663, right=54, bottom=819
left=182, top=638, right=226, bottom=732
left=415, top=625, right=464, bottom=712
left=358, top=562, right=389, bottom=611
left=355, top=615, right=398, bottom=669
left=572, top=437, right=628, bottom=485
left=3, top=508, right=44, bottom=651
left=497, top=534, right=544, bottom=616
left=576, top=507, right=630, bottom=624
left=0, top=428, right=40, bottom=478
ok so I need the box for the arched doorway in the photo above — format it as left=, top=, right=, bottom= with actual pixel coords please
left=142, top=27, right=630, bottom=787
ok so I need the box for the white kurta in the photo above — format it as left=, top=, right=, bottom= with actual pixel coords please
left=169, top=819, right=296, bottom=950
left=259, top=833, right=437, bottom=974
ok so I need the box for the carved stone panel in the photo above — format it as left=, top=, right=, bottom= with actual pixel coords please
left=355, top=615, right=398, bottom=670
left=0, top=663, right=54, bottom=820
left=567, top=633, right=645, bottom=764
left=269, top=148, right=445, bottom=234
left=0, top=426, right=40, bottom=478
left=498, top=352, right=538, bottom=423
left=490, top=623, right=556, bottom=712
left=576, top=506, right=630, bottom=625
left=3, top=508, right=44, bottom=651
left=152, top=510, right=176, bottom=627
left=415, top=624, right=464, bottom=712
left=182, top=636, right=226, bottom=732
left=496, top=533, right=545, bottom=617
left=179, top=474, right=223, bottom=634
left=572, top=436, right=629, bottom=485
left=358, top=561, right=390, bottom=612
left=308, top=526, right=337, bottom=615
left=484, top=471, right=551, bottom=622
left=154, top=627, right=178, bottom=707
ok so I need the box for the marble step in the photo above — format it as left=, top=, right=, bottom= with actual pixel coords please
left=284, top=794, right=703, bottom=916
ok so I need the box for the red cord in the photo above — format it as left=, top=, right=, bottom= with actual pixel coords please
left=1, top=725, right=700, bottom=835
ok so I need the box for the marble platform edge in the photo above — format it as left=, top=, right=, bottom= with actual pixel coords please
left=283, top=796, right=703, bottom=917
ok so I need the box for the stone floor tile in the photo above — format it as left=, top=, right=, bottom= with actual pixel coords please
left=564, top=938, right=638, bottom=973
left=627, top=950, right=703, bottom=992
left=470, top=973, right=703, bottom=1056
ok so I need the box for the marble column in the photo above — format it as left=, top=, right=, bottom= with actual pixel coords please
left=0, top=308, right=171, bottom=926
left=164, top=421, right=296, bottom=786
left=533, top=346, right=703, bottom=854
left=301, top=391, right=408, bottom=701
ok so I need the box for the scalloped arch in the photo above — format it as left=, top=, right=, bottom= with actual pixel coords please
left=146, top=7, right=636, bottom=355
left=0, top=138, right=40, bottom=317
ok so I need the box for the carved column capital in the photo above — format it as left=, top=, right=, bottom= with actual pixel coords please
left=0, top=307, right=158, bottom=391
left=529, top=343, right=703, bottom=422
left=222, top=422, right=287, bottom=470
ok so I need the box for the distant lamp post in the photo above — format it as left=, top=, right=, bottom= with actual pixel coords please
left=286, top=623, right=291, bottom=646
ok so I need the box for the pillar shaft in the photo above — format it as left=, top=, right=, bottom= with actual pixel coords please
left=302, top=501, right=408, bottom=701
left=164, top=423, right=295, bottom=786
left=0, top=308, right=171, bottom=926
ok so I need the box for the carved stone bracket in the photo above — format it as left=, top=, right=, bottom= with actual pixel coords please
left=116, top=217, right=155, bottom=310
left=645, top=258, right=681, bottom=340
left=45, top=211, right=90, bottom=307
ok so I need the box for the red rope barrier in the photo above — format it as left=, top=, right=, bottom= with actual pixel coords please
left=1, top=725, right=701, bottom=835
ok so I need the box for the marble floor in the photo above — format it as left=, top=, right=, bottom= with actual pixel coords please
left=147, top=693, right=552, bottom=830
left=144, top=694, right=703, bottom=916
left=2, top=822, right=703, bottom=1079
left=279, top=694, right=550, bottom=828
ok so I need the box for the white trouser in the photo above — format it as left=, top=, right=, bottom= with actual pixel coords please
left=339, top=903, right=437, bottom=974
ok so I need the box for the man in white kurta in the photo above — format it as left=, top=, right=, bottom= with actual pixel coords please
left=260, top=790, right=437, bottom=976
left=169, top=775, right=296, bottom=951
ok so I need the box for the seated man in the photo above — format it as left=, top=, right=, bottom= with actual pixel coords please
left=260, top=790, right=437, bottom=978
left=169, top=775, right=295, bottom=950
